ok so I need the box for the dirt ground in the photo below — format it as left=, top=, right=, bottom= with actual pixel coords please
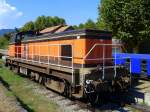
left=0, top=82, right=26, bottom=112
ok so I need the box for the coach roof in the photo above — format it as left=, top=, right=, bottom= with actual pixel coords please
left=22, top=29, right=112, bottom=42
left=10, top=29, right=112, bottom=44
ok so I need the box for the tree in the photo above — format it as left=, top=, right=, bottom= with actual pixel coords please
left=78, top=23, right=85, bottom=29
left=0, top=33, right=11, bottom=49
left=140, top=0, right=150, bottom=39
left=73, top=19, right=97, bottom=30
left=98, top=0, right=150, bottom=53
left=3, top=33, right=11, bottom=40
left=45, top=16, right=66, bottom=27
left=84, top=19, right=97, bottom=29
left=52, top=16, right=66, bottom=26
left=96, top=15, right=108, bottom=30
left=45, top=16, right=54, bottom=27
left=21, top=16, right=66, bottom=32
left=72, top=25, right=78, bottom=30
left=21, top=21, right=34, bottom=31
left=34, top=16, right=47, bottom=31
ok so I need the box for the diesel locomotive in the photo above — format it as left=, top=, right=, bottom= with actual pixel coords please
left=6, top=25, right=131, bottom=103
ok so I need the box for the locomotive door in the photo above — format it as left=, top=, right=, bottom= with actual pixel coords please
left=15, top=43, right=21, bottom=58
left=23, top=44, right=28, bottom=60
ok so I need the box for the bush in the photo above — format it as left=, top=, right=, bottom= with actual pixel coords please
left=139, top=39, right=150, bottom=54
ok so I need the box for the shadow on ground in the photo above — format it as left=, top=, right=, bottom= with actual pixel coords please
left=0, top=76, right=34, bottom=112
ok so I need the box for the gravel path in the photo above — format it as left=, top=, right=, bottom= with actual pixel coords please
left=23, top=81, right=92, bottom=112
left=24, top=80, right=141, bottom=112
left=0, top=81, right=27, bottom=112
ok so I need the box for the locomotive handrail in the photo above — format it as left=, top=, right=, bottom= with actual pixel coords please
left=48, top=44, right=74, bottom=84
left=13, top=43, right=131, bottom=85
left=81, top=57, right=130, bottom=60
left=83, top=43, right=122, bottom=59
left=14, top=44, right=74, bottom=84
left=82, top=43, right=130, bottom=80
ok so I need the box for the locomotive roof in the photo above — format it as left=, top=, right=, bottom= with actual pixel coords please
left=10, top=29, right=112, bottom=44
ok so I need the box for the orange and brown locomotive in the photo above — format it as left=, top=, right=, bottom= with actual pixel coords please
left=6, top=25, right=131, bottom=103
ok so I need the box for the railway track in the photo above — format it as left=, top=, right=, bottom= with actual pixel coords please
left=127, top=104, right=150, bottom=112
left=31, top=85, right=93, bottom=112
left=26, top=78, right=150, bottom=112
left=1, top=68, right=150, bottom=112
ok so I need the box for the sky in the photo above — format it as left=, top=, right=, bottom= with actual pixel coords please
left=0, top=0, right=100, bottom=29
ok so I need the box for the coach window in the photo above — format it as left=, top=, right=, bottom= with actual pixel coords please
left=61, top=45, right=72, bottom=61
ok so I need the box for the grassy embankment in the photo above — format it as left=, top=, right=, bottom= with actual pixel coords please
left=0, top=60, right=59, bottom=112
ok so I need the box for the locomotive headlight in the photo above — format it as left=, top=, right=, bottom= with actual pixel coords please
left=86, top=80, right=93, bottom=84
left=85, top=80, right=95, bottom=94
left=77, top=36, right=80, bottom=39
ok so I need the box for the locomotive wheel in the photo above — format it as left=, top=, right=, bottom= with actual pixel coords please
left=35, top=73, right=40, bottom=82
left=13, top=66, right=19, bottom=74
left=63, top=80, right=72, bottom=98
left=8, top=64, right=12, bottom=70
left=38, top=75, right=45, bottom=85
left=85, top=92, right=98, bottom=106
left=84, top=82, right=98, bottom=105
left=5, top=62, right=8, bottom=67
left=30, top=72, right=36, bottom=81
left=12, top=66, right=17, bottom=74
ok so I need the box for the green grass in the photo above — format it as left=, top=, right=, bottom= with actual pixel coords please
left=5, top=90, right=14, bottom=97
left=0, top=36, right=9, bottom=49
left=0, top=67, right=60, bottom=112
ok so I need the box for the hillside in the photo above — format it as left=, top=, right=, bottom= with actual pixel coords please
left=0, top=29, right=14, bottom=36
